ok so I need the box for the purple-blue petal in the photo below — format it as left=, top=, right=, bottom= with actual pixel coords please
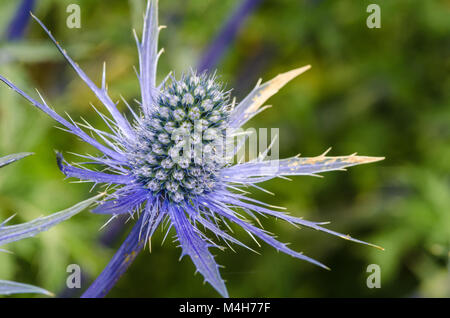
left=0, top=194, right=102, bottom=246
left=138, top=0, right=161, bottom=116
left=169, top=204, right=229, bottom=298
left=29, top=13, right=135, bottom=139
left=92, top=189, right=149, bottom=215
left=57, top=153, right=132, bottom=185
left=0, top=75, right=126, bottom=162
left=215, top=191, right=383, bottom=250
left=203, top=198, right=330, bottom=270
left=223, top=153, right=384, bottom=179
left=0, top=152, right=33, bottom=168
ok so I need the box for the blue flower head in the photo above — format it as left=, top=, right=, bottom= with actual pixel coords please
left=0, top=1, right=383, bottom=297
left=126, top=71, right=232, bottom=203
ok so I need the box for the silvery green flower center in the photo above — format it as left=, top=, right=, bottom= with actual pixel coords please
left=128, top=72, right=231, bottom=202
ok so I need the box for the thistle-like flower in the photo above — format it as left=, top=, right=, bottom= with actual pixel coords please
left=0, top=1, right=383, bottom=297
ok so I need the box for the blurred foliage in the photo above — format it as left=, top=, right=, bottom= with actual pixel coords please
left=0, top=0, right=449, bottom=297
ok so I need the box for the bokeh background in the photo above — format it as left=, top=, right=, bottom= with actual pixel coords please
left=0, top=0, right=448, bottom=297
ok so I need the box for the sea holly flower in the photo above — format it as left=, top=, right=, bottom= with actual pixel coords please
left=0, top=1, right=384, bottom=298
left=0, top=153, right=101, bottom=296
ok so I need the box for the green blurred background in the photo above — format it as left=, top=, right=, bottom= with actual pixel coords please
left=0, top=0, right=448, bottom=297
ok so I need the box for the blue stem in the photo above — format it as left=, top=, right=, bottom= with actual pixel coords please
left=197, top=0, right=263, bottom=72
left=81, top=215, right=145, bottom=298
left=5, top=0, right=35, bottom=41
